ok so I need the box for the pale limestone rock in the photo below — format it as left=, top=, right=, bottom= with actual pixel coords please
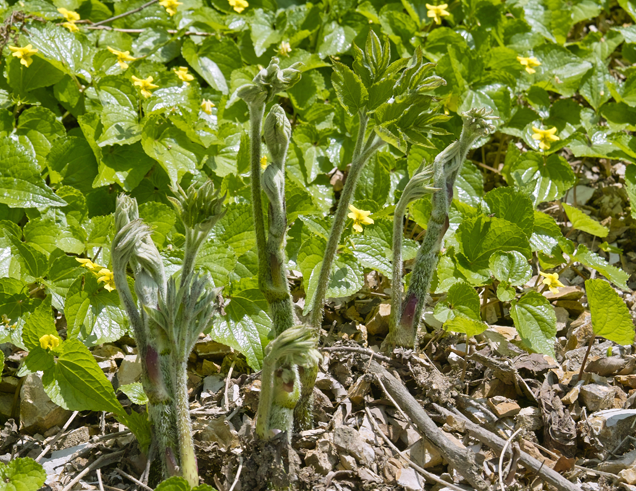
left=117, top=355, right=142, bottom=386
left=20, top=373, right=71, bottom=434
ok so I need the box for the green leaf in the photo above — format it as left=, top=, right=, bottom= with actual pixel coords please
left=530, top=211, right=562, bottom=253
left=484, top=187, right=534, bottom=237
left=586, top=279, right=635, bottom=345
left=434, top=281, right=481, bottom=323
left=351, top=234, right=392, bottom=277
left=626, top=165, right=636, bottom=219
left=510, top=291, right=557, bottom=357
left=22, top=300, right=56, bottom=351
left=210, top=204, right=255, bottom=257
left=97, top=106, right=142, bottom=147
left=456, top=215, right=531, bottom=276
left=561, top=203, right=608, bottom=238
left=138, top=201, right=176, bottom=250
left=326, top=254, right=364, bottom=299
left=0, top=137, right=68, bottom=209
left=573, top=245, right=630, bottom=291
left=213, top=288, right=270, bottom=370
left=0, top=350, right=3, bottom=374
left=118, top=382, right=149, bottom=405
left=504, top=152, right=576, bottom=206
left=155, top=477, right=191, bottom=491
left=48, top=136, right=99, bottom=195
left=0, top=457, right=46, bottom=491
left=10, top=237, right=48, bottom=280
left=24, top=346, right=55, bottom=372
left=42, top=338, right=125, bottom=417
left=26, top=24, right=93, bottom=78
left=444, top=316, right=488, bottom=337
left=195, top=242, right=237, bottom=288
left=141, top=115, right=207, bottom=185
left=118, top=410, right=152, bottom=453
left=454, top=161, right=484, bottom=208
left=489, top=251, right=532, bottom=286
left=331, top=61, right=368, bottom=116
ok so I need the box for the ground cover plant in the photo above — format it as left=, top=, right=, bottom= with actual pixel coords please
left=1, top=0, right=636, bottom=489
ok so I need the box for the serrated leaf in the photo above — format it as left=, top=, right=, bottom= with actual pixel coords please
left=331, top=61, right=368, bottom=116
left=562, top=203, right=608, bottom=238
left=212, top=289, right=270, bottom=370
left=444, top=316, right=488, bottom=337
left=26, top=24, right=92, bottom=79
left=489, top=251, right=532, bottom=286
left=574, top=245, right=630, bottom=291
left=22, top=300, right=56, bottom=351
left=454, top=161, right=484, bottom=208
left=434, top=281, right=481, bottom=323
left=0, top=137, right=67, bottom=209
left=42, top=338, right=125, bottom=417
left=484, top=187, right=534, bottom=237
left=530, top=211, right=562, bottom=253
left=210, top=204, right=255, bottom=257
left=155, top=477, right=191, bottom=491
left=510, top=291, right=556, bottom=357
left=456, top=215, right=531, bottom=276
left=0, top=457, right=46, bottom=491
left=98, top=106, right=142, bottom=147
left=351, top=234, right=392, bottom=277
left=138, top=201, right=176, bottom=250
left=118, top=382, right=149, bottom=405
left=586, top=279, right=635, bottom=345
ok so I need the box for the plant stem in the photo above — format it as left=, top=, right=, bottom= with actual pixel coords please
left=309, top=132, right=384, bottom=329
left=248, top=104, right=269, bottom=294
left=578, top=334, right=595, bottom=383
left=174, top=360, right=198, bottom=487
left=92, top=0, right=158, bottom=26
left=390, top=193, right=409, bottom=331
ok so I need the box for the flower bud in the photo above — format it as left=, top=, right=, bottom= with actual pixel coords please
left=168, top=180, right=226, bottom=236
left=238, top=58, right=302, bottom=106
left=115, top=194, right=139, bottom=231
left=264, top=105, right=291, bottom=164
left=399, top=163, right=438, bottom=205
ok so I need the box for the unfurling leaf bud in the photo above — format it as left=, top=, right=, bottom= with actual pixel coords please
left=461, top=107, right=498, bottom=140
left=115, top=194, right=139, bottom=231
left=237, top=57, right=302, bottom=106
left=169, top=180, right=226, bottom=236
left=264, top=104, right=291, bottom=165
left=399, top=163, right=439, bottom=205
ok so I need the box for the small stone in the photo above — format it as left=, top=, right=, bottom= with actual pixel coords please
left=616, top=375, right=636, bottom=389
left=366, top=303, right=391, bottom=336
left=619, top=467, right=636, bottom=485
left=194, top=339, right=232, bottom=359
left=487, top=397, right=521, bottom=418
left=198, top=416, right=239, bottom=451
left=580, top=384, right=614, bottom=412
left=20, top=373, right=71, bottom=434
left=92, top=344, right=125, bottom=361
left=0, top=376, right=19, bottom=393
left=554, top=300, right=585, bottom=317
left=347, top=376, right=371, bottom=405
left=516, top=407, right=543, bottom=431
left=561, top=386, right=581, bottom=405
left=407, top=438, right=443, bottom=468
left=56, top=427, right=90, bottom=450
left=339, top=454, right=356, bottom=470
left=554, top=307, right=570, bottom=333
left=203, top=374, right=225, bottom=394
left=357, top=467, right=382, bottom=483
left=332, top=426, right=375, bottom=465
left=199, top=359, right=219, bottom=376
left=588, top=409, right=636, bottom=452
left=0, top=393, right=14, bottom=422
left=397, top=467, right=425, bottom=491
left=544, top=286, right=584, bottom=301
left=117, top=355, right=142, bottom=386
left=304, top=439, right=337, bottom=475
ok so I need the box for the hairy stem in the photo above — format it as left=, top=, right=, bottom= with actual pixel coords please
left=390, top=197, right=409, bottom=331
left=309, top=130, right=384, bottom=329
left=173, top=360, right=198, bottom=487
left=248, top=103, right=268, bottom=291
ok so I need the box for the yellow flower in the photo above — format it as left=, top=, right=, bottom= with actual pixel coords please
left=517, top=56, right=541, bottom=74
left=201, top=99, right=215, bottom=114
left=58, top=7, right=80, bottom=21
left=40, top=334, right=60, bottom=351
left=174, top=66, right=194, bottom=84
left=9, top=44, right=38, bottom=68
left=76, top=257, right=102, bottom=271
left=132, top=75, right=159, bottom=98
left=107, top=46, right=136, bottom=70
left=159, top=0, right=182, bottom=16
left=260, top=156, right=268, bottom=169
left=348, top=205, right=374, bottom=233
left=426, top=3, right=450, bottom=25
left=229, top=0, right=249, bottom=13
left=531, top=126, right=559, bottom=151
left=279, top=41, right=291, bottom=57
left=539, top=271, right=565, bottom=294
left=62, top=21, right=79, bottom=32
left=97, top=268, right=116, bottom=292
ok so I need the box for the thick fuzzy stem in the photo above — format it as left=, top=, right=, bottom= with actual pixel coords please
left=385, top=109, right=496, bottom=350
left=390, top=198, right=409, bottom=331
left=309, top=132, right=385, bottom=329
left=173, top=359, right=198, bottom=487
left=248, top=103, right=269, bottom=292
